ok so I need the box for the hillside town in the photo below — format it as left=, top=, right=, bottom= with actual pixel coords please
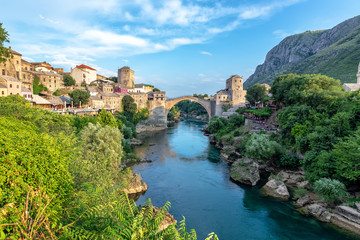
left=0, top=47, right=251, bottom=118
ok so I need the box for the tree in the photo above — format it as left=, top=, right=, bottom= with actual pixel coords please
left=332, top=128, right=360, bottom=183
left=97, top=108, right=117, bottom=128
left=313, top=178, right=348, bottom=203
left=32, top=75, right=47, bottom=94
left=107, top=76, right=117, bottom=83
left=122, top=95, right=137, bottom=114
left=63, top=74, right=76, bottom=86
left=153, top=87, right=160, bottom=92
left=246, top=83, right=267, bottom=104
left=245, top=133, right=284, bottom=161
left=70, top=89, right=90, bottom=106
left=0, top=23, right=11, bottom=64
left=71, top=123, right=123, bottom=188
left=271, top=74, right=345, bottom=108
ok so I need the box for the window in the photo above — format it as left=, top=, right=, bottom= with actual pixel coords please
left=2, top=69, right=4, bottom=75
left=25, top=67, right=28, bottom=70
left=49, top=79, right=51, bottom=83
left=10, top=84, right=12, bottom=88
left=23, top=74, right=25, bottom=79
left=16, top=60, right=19, bottom=64
left=17, top=85, right=19, bottom=88
left=1, top=91, right=4, bottom=95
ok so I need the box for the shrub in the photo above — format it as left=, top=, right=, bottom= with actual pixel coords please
left=313, top=178, right=348, bottom=203
left=233, top=130, right=241, bottom=137
left=294, top=188, right=309, bottom=199
left=245, top=133, right=284, bottom=161
left=278, top=153, right=301, bottom=170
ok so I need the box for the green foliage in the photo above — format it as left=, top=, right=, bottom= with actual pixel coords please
left=134, top=108, right=149, bottom=124
left=32, top=75, right=47, bottom=94
left=122, top=95, right=137, bottom=115
left=176, top=100, right=207, bottom=116
left=271, top=74, right=345, bottom=109
left=72, top=115, right=98, bottom=133
left=107, top=76, right=118, bottom=83
left=153, top=87, right=160, bottom=92
left=245, top=133, right=284, bottom=161
left=294, top=188, right=309, bottom=199
left=63, top=74, right=76, bottom=86
left=98, top=108, right=117, bottom=128
left=207, top=116, right=228, bottom=133
left=246, top=83, right=267, bottom=104
left=313, top=178, right=348, bottom=203
left=0, top=116, right=73, bottom=230
left=71, top=123, right=123, bottom=188
left=70, top=89, right=90, bottom=106
left=53, top=89, right=60, bottom=96
left=0, top=23, right=11, bottom=64
left=332, top=128, right=360, bottom=183
left=278, top=153, right=301, bottom=170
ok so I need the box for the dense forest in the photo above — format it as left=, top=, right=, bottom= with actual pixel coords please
left=0, top=95, right=218, bottom=239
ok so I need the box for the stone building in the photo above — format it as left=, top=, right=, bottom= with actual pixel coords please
left=71, top=64, right=97, bottom=85
left=0, top=83, right=7, bottom=97
left=32, top=71, right=63, bottom=92
left=118, top=66, right=135, bottom=88
left=0, top=75, right=22, bottom=96
left=0, top=47, right=22, bottom=80
left=100, top=92, right=123, bottom=111
left=129, top=92, right=148, bottom=109
left=344, top=62, right=360, bottom=91
left=213, top=75, right=247, bottom=116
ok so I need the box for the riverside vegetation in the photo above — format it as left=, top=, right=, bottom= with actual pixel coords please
left=0, top=95, right=218, bottom=239
left=206, top=73, right=360, bottom=234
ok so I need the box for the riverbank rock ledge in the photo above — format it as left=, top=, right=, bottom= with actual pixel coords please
left=335, top=205, right=360, bottom=225
left=123, top=173, right=148, bottom=195
left=230, top=158, right=260, bottom=186
left=260, top=179, right=290, bottom=201
left=152, top=206, right=177, bottom=232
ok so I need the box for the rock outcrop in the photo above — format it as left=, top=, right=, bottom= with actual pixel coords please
left=152, top=206, right=177, bottom=232
left=244, top=15, right=360, bottom=88
left=260, top=179, right=290, bottom=201
left=230, top=158, right=260, bottom=186
left=123, top=173, right=148, bottom=195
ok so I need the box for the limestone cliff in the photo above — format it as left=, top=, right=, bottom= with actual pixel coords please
left=244, top=15, right=360, bottom=88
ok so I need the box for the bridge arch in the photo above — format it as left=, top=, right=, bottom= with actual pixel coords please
left=165, top=96, right=212, bottom=119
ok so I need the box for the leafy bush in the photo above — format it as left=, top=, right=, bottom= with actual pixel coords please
left=245, top=133, right=284, bottom=161
left=0, top=116, right=73, bottom=229
left=277, top=153, right=301, bottom=170
left=313, top=178, right=348, bottom=203
left=233, top=130, right=241, bottom=137
left=294, top=188, right=309, bottom=199
left=207, top=116, right=228, bottom=133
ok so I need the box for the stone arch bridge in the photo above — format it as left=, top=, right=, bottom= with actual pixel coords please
left=165, top=96, right=212, bottom=117
left=144, top=96, right=215, bottom=127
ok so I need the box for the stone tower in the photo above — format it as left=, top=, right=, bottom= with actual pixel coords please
left=118, top=66, right=135, bottom=88
left=225, top=75, right=246, bottom=106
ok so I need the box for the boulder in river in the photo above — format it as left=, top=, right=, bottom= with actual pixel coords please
left=230, top=158, right=260, bottom=186
left=260, top=179, right=290, bottom=201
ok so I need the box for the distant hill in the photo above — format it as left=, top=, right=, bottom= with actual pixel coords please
left=244, top=15, right=360, bottom=88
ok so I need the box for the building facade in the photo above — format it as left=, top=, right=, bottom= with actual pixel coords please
left=71, top=64, right=97, bottom=85
left=0, top=75, right=22, bottom=96
left=118, top=66, right=135, bottom=88
left=0, top=47, right=22, bottom=80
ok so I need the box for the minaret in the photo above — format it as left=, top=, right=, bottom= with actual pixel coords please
left=357, top=62, right=360, bottom=84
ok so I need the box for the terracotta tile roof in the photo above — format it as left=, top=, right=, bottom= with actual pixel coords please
left=76, top=64, right=96, bottom=71
left=31, top=95, right=51, bottom=105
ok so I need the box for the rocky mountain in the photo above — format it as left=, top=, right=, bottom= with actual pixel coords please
left=244, top=15, right=360, bottom=88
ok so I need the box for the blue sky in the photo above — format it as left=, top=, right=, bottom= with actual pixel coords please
left=2, top=0, right=360, bottom=97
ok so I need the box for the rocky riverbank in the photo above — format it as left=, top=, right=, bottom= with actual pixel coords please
left=136, top=122, right=167, bottom=134
left=208, top=131, right=360, bottom=236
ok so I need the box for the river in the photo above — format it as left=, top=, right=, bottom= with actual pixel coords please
left=133, top=119, right=358, bottom=240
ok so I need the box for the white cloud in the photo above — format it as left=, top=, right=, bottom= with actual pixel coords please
left=198, top=73, right=205, bottom=77
left=123, top=59, right=129, bottom=63
left=200, top=51, right=212, bottom=56
left=22, top=56, right=34, bottom=62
